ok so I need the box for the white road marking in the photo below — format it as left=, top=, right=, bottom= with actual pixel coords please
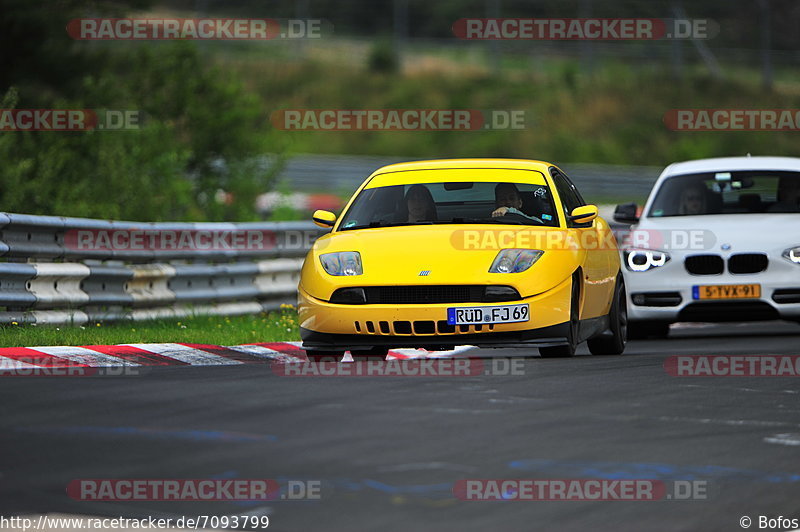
left=123, top=343, right=241, bottom=366
left=0, top=358, right=40, bottom=369
left=1, top=342, right=479, bottom=368
left=764, top=433, right=800, bottom=446
left=227, top=344, right=303, bottom=361
left=29, top=346, right=140, bottom=367
left=389, top=345, right=477, bottom=359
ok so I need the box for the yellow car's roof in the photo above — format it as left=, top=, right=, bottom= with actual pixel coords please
left=365, top=159, right=555, bottom=188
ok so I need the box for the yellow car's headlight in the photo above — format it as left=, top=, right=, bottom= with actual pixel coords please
left=489, top=249, right=544, bottom=273
left=320, top=251, right=363, bottom=276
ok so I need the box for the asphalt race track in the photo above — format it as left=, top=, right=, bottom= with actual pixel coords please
left=2, top=321, right=800, bottom=532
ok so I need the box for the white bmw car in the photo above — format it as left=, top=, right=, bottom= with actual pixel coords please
left=614, top=156, right=800, bottom=338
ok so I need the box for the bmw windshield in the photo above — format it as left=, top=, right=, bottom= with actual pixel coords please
left=648, top=171, right=800, bottom=217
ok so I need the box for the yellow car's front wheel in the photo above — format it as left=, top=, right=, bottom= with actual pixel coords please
left=588, top=275, right=627, bottom=356
left=539, top=272, right=581, bottom=358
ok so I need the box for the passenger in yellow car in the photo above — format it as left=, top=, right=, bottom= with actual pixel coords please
left=404, top=184, right=438, bottom=222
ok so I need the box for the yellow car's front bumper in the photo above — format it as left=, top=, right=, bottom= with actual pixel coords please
left=298, top=275, right=573, bottom=350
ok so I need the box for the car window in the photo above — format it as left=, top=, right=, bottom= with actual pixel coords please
left=648, top=171, right=800, bottom=217
left=338, top=181, right=559, bottom=229
left=550, top=168, right=586, bottom=226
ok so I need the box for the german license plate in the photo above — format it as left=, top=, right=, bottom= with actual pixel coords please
left=447, top=304, right=529, bottom=325
left=692, top=284, right=761, bottom=300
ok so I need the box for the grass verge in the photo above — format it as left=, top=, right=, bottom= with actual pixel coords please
left=0, top=309, right=300, bottom=348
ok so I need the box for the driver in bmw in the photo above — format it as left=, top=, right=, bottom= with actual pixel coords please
left=768, top=177, right=800, bottom=212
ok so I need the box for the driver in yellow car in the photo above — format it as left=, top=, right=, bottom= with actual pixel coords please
left=491, top=182, right=541, bottom=222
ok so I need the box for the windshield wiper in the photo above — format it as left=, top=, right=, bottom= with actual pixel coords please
left=440, top=217, right=526, bottom=225
left=341, top=221, right=434, bottom=230
left=342, top=218, right=535, bottom=230
left=374, top=221, right=434, bottom=227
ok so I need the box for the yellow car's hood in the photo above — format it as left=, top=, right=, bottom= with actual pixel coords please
left=301, top=225, right=585, bottom=300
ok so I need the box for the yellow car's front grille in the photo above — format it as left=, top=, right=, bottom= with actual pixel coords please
left=330, top=285, right=521, bottom=305
left=354, top=320, right=496, bottom=336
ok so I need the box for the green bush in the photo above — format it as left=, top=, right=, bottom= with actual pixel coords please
left=1, top=32, right=276, bottom=221
left=367, top=39, right=399, bottom=74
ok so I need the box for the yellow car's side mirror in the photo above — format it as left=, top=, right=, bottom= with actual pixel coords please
left=312, top=209, right=337, bottom=228
left=569, top=204, right=598, bottom=225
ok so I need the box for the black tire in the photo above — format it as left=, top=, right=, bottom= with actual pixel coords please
left=588, top=275, right=627, bottom=356
left=539, top=273, right=580, bottom=358
left=350, top=347, right=389, bottom=361
left=304, top=349, right=344, bottom=362
left=627, top=321, right=670, bottom=340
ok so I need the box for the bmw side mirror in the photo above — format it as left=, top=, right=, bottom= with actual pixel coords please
left=613, top=203, right=639, bottom=224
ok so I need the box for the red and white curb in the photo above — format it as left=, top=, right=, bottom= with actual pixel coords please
left=0, top=342, right=477, bottom=368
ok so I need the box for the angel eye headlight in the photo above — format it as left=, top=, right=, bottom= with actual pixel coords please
left=489, top=249, right=544, bottom=273
left=783, top=246, right=800, bottom=265
left=624, top=249, right=670, bottom=272
left=320, top=251, right=363, bottom=276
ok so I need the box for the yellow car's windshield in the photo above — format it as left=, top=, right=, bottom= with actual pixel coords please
left=339, top=181, right=559, bottom=230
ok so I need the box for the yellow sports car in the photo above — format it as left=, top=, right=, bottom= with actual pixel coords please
left=298, top=159, right=626, bottom=359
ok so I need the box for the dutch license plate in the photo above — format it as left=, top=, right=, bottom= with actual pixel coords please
left=692, top=284, right=761, bottom=300
left=447, top=304, right=529, bottom=325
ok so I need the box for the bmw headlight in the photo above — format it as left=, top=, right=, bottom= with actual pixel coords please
left=489, top=249, right=544, bottom=273
left=320, top=251, right=363, bottom=276
left=624, top=249, right=670, bottom=272
left=783, top=246, right=800, bottom=265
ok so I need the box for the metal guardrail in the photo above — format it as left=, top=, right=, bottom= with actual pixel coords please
left=0, top=213, right=326, bottom=325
